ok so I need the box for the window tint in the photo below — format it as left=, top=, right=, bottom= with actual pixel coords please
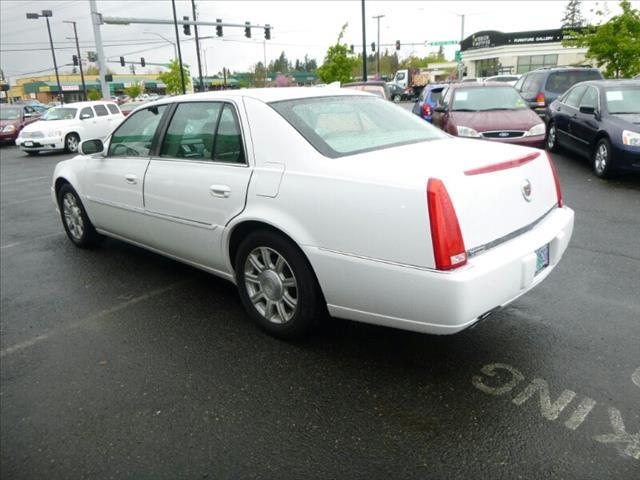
left=80, top=107, right=94, bottom=119
left=579, top=87, right=599, bottom=108
left=108, top=105, right=167, bottom=157
left=214, top=104, right=245, bottom=163
left=523, top=72, right=545, bottom=92
left=93, top=104, right=109, bottom=116
left=160, top=102, right=222, bottom=160
left=546, top=70, right=602, bottom=94
left=564, top=85, right=587, bottom=108
left=430, top=88, right=444, bottom=104
left=514, top=75, right=526, bottom=91
left=107, top=103, right=120, bottom=115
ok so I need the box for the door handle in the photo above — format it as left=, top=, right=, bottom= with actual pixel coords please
left=125, top=174, right=138, bottom=184
left=209, top=184, right=231, bottom=198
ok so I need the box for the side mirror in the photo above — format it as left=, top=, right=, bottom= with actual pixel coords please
left=579, top=105, right=596, bottom=115
left=24, top=113, right=33, bottom=118
left=80, top=139, right=104, bottom=156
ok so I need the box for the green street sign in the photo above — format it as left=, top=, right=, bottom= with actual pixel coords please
left=429, top=40, right=459, bottom=46
left=455, top=50, right=462, bottom=61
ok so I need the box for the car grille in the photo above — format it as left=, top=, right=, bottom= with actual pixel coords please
left=481, top=131, right=525, bottom=139
left=22, top=131, right=44, bottom=138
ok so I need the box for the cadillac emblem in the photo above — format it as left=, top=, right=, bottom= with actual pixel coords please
left=521, top=179, right=532, bottom=202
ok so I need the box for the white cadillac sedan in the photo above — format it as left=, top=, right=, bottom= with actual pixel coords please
left=51, top=88, right=574, bottom=338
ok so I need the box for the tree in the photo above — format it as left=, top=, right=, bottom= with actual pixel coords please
left=563, top=0, right=640, bottom=78
left=125, top=84, right=142, bottom=99
left=318, top=23, right=358, bottom=83
left=561, top=0, right=586, bottom=28
left=437, top=45, right=445, bottom=59
left=158, top=59, right=191, bottom=94
left=87, top=90, right=102, bottom=100
left=251, top=61, right=267, bottom=87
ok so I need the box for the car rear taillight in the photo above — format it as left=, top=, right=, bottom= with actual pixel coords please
left=535, top=92, right=545, bottom=106
left=545, top=152, right=563, bottom=207
left=422, top=103, right=432, bottom=117
left=427, top=178, right=467, bottom=270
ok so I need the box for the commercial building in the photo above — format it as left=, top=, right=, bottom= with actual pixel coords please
left=460, top=28, right=592, bottom=78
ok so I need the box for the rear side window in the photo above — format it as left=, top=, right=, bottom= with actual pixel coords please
left=214, top=104, right=245, bottom=163
left=523, top=73, right=545, bottom=93
left=545, top=70, right=603, bottom=94
left=160, top=102, right=222, bottom=160
left=107, top=104, right=120, bottom=115
left=430, top=88, right=444, bottom=104
left=93, top=104, right=109, bottom=116
left=80, top=107, right=94, bottom=119
left=108, top=105, right=167, bottom=157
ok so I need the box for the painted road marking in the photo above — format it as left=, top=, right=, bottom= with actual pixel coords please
left=633, top=367, right=640, bottom=389
left=0, top=175, right=48, bottom=186
left=1, top=194, right=52, bottom=207
left=0, top=280, right=189, bottom=358
left=0, top=232, right=64, bottom=250
left=472, top=363, right=639, bottom=460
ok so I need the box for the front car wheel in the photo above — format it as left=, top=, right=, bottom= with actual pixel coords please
left=58, top=184, right=102, bottom=248
left=593, top=138, right=613, bottom=178
left=546, top=122, right=560, bottom=152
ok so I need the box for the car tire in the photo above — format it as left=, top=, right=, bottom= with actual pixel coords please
left=546, top=122, right=560, bottom=153
left=593, top=138, right=614, bottom=179
left=64, top=133, right=80, bottom=153
left=57, top=183, right=102, bottom=248
left=393, top=94, right=402, bottom=104
left=235, top=230, right=324, bottom=339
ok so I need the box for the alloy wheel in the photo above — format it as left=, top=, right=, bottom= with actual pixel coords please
left=594, top=143, right=608, bottom=174
left=66, top=135, right=79, bottom=152
left=547, top=125, right=556, bottom=149
left=62, top=192, right=84, bottom=240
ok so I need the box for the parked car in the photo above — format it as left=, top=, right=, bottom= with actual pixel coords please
left=412, top=84, right=447, bottom=122
left=386, top=82, right=405, bottom=103
left=431, top=83, right=546, bottom=148
left=119, top=101, right=148, bottom=117
left=546, top=79, right=640, bottom=177
left=0, top=104, right=42, bottom=144
left=15, top=101, right=124, bottom=155
left=391, top=68, right=429, bottom=98
left=514, top=66, right=603, bottom=118
left=52, top=88, right=573, bottom=339
left=342, top=81, right=391, bottom=101
left=485, top=75, right=520, bottom=86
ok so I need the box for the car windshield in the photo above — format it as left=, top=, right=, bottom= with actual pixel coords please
left=452, top=87, right=528, bottom=111
left=42, top=108, right=77, bottom=121
left=604, top=87, right=640, bottom=114
left=0, top=108, right=20, bottom=120
left=271, top=95, right=446, bottom=158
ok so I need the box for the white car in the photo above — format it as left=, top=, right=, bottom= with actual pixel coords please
left=16, top=101, right=124, bottom=155
left=51, top=89, right=574, bottom=339
left=485, top=75, right=521, bottom=86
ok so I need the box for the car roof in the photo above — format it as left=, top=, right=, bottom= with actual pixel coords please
left=448, top=82, right=514, bottom=89
left=579, top=79, right=639, bottom=88
left=50, top=100, right=117, bottom=108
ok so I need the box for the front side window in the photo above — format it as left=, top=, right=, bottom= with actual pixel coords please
left=214, top=104, right=245, bottom=163
left=42, top=108, right=77, bottom=121
left=161, top=102, right=222, bottom=160
left=452, top=87, right=528, bottom=111
left=271, top=95, right=446, bottom=158
left=108, top=105, right=167, bottom=157
left=93, top=104, right=109, bottom=117
left=564, top=85, right=587, bottom=108
left=579, top=87, right=599, bottom=109
left=80, top=107, right=94, bottom=119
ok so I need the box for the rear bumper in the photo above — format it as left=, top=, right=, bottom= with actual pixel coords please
left=16, top=136, right=64, bottom=151
left=305, top=206, right=574, bottom=335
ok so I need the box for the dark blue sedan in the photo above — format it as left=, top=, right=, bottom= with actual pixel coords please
left=412, top=84, right=447, bottom=123
left=545, top=80, right=640, bottom=178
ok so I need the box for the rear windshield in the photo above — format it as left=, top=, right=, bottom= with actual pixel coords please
left=545, top=70, right=602, bottom=94
left=430, top=89, right=444, bottom=103
left=605, top=86, right=640, bottom=114
left=270, top=95, right=446, bottom=158
left=452, top=87, right=528, bottom=111
left=42, top=108, right=77, bottom=121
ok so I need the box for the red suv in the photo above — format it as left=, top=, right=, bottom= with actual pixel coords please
left=0, top=104, right=42, bottom=144
left=431, top=83, right=546, bottom=148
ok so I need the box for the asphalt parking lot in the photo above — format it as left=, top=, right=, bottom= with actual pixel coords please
left=1, top=140, right=639, bottom=479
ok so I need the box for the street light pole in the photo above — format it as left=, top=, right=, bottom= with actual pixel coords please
left=170, top=0, right=186, bottom=94
left=143, top=31, right=177, bottom=59
left=361, top=0, right=367, bottom=82
left=63, top=20, right=86, bottom=101
left=27, top=10, right=63, bottom=105
left=191, top=0, right=204, bottom=92
left=372, top=14, right=385, bottom=78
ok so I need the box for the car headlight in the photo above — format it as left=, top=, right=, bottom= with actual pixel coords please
left=3, top=125, right=16, bottom=133
left=526, top=123, right=546, bottom=137
left=456, top=126, right=481, bottom=138
left=622, top=130, right=640, bottom=147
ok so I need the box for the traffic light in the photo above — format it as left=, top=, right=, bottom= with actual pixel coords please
left=105, top=74, right=113, bottom=82
left=72, top=55, right=78, bottom=66
left=371, top=42, right=375, bottom=52
left=216, top=18, right=223, bottom=37
left=244, top=21, right=251, bottom=38
left=140, top=57, right=146, bottom=67
left=264, top=24, right=271, bottom=40
left=350, top=44, right=354, bottom=53
left=395, top=40, right=401, bottom=50
left=119, top=56, right=125, bottom=67
left=87, top=51, right=97, bottom=62
left=183, top=16, right=191, bottom=36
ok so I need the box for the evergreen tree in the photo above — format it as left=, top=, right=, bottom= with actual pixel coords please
left=561, top=0, right=586, bottom=28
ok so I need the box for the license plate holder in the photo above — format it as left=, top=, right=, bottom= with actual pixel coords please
left=23, top=141, right=33, bottom=147
left=535, top=243, right=550, bottom=275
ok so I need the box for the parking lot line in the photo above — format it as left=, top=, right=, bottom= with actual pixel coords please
left=0, top=175, right=48, bottom=186
left=0, top=279, right=190, bottom=358
left=1, top=194, right=52, bottom=207
left=0, top=232, right=64, bottom=250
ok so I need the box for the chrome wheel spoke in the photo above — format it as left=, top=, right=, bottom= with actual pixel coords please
left=248, top=253, right=264, bottom=273
left=245, top=272, right=260, bottom=284
left=250, top=290, right=264, bottom=303
left=276, top=301, right=288, bottom=322
left=275, top=255, right=285, bottom=274
left=282, top=277, right=296, bottom=288
left=283, top=292, right=296, bottom=309
left=260, top=247, right=273, bottom=269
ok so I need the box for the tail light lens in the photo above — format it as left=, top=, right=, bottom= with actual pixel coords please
left=422, top=103, right=432, bottom=117
left=535, top=92, right=545, bottom=106
left=427, top=178, right=467, bottom=270
left=545, top=152, right=563, bottom=207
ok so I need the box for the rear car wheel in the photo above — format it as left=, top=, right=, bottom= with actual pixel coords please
left=58, top=184, right=102, bottom=248
left=546, top=122, right=560, bottom=152
left=64, top=133, right=80, bottom=153
left=235, top=230, right=324, bottom=339
left=593, top=138, right=613, bottom=178
left=393, top=94, right=402, bottom=104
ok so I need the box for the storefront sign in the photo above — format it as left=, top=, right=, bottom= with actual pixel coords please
left=61, top=85, right=80, bottom=91
left=461, top=28, right=586, bottom=51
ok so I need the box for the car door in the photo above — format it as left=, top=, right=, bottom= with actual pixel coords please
left=555, top=84, right=587, bottom=152
left=143, top=100, right=252, bottom=271
left=78, top=106, right=101, bottom=140
left=571, top=85, right=601, bottom=156
left=92, top=103, right=114, bottom=140
left=82, top=104, right=168, bottom=243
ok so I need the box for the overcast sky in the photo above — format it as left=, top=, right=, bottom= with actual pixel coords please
left=0, top=0, right=635, bottom=81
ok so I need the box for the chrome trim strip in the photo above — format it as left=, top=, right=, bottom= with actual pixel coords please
left=316, top=247, right=453, bottom=274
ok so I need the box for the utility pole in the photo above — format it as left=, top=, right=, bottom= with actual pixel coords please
left=89, top=0, right=111, bottom=100
left=263, top=40, right=267, bottom=87
left=372, top=14, right=385, bottom=78
left=27, top=11, right=63, bottom=105
left=458, top=14, right=465, bottom=81
left=361, top=0, right=367, bottom=82
left=64, top=20, right=86, bottom=101
left=191, top=0, right=204, bottom=92
left=171, top=0, right=186, bottom=94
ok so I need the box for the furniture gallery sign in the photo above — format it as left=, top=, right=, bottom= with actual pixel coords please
left=461, top=28, right=584, bottom=52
